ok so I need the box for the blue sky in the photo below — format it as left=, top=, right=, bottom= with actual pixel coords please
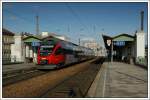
left=2, top=2, right=148, bottom=45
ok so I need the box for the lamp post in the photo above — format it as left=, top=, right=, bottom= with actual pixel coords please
left=111, top=40, right=113, bottom=62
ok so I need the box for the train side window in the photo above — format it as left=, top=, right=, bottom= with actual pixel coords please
left=63, top=49, right=73, bottom=54
left=55, top=48, right=63, bottom=55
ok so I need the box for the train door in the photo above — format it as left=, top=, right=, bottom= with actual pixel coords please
left=54, top=47, right=65, bottom=65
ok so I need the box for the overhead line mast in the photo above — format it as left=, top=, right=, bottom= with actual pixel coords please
left=36, top=15, right=39, bottom=34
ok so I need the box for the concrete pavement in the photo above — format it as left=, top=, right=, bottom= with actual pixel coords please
left=87, top=62, right=148, bottom=98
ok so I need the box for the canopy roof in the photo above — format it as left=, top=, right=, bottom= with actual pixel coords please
left=23, top=36, right=42, bottom=42
left=102, top=33, right=135, bottom=49
left=113, top=34, right=135, bottom=41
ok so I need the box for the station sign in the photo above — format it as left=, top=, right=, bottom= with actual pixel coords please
left=107, top=40, right=111, bottom=46
left=32, top=42, right=40, bottom=46
left=113, top=41, right=125, bottom=46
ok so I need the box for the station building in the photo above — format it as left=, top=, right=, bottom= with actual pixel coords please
left=102, top=10, right=147, bottom=66
left=11, top=34, right=40, bottom=63
left=2, top=28, right=14, bottom=64
left=102, top=31, right=146, bottom=65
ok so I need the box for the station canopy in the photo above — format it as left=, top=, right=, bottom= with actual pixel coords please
left=23, top=35, right=42, bottom=42
left=102, top=33, right=135, bottom=49
left=112, top=34, right=135, bottom=41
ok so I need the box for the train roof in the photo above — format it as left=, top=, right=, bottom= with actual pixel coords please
left=40, top=38, right=93, bottom=52
left=59, top=40, right=93, bottom=52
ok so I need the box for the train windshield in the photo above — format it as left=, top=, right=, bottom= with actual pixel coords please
left=40, top=45, right=54, bottom=56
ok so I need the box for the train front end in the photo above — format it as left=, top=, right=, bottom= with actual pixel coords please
left=37, top=45, right=52, bottom=64
left=37, top=45, right=57, bottom=69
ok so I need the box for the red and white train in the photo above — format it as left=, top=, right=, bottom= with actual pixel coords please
left=37, top=40, right=95, bottom=69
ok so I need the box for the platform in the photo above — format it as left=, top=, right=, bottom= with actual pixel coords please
left=87, top=62, right=148, bottom=98
left=2, top=63, right=36, bottom=74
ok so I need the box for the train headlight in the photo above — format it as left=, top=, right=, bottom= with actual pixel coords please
left=41, top=58, right=46, bottom=60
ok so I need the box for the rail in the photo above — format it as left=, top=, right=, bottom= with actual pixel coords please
left=3, top=68, right=46, bottom=86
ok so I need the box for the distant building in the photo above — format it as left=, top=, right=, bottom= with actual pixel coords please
left=21, top=32, right=33, bottom=38
left=80, top=39, right=105, bottom=56
left=2, top=28, right=14, bottom=64
left=40, top=32, right=70, bottom=41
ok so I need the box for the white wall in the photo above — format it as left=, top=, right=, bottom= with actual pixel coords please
left=25, top=45, right=29, bottom=57
left=136, top=31, right=145, bottom=57
left=11, top=35, right=24, bottom=62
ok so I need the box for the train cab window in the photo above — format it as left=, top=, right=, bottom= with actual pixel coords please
left=39, top=45, right=54, bottom=56
left=55, top=48, right=63, bottom=55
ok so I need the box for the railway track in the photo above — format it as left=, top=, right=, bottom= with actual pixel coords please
left=2, top=68, right=47, bottom=86
left=2, top=58, right=94, bottom=86
left=40, top=58, right=105, bottom=98
left=3, top=57, right=105, bottom=98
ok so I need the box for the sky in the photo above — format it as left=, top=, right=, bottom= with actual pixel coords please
left=2, top=2, right=148, bottom=46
